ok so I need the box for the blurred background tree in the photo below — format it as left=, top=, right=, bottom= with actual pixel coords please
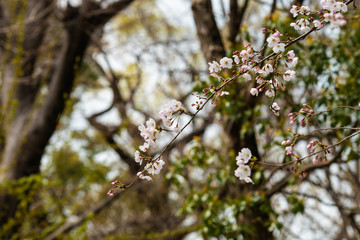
left=0, top=0, right=359, bottom=239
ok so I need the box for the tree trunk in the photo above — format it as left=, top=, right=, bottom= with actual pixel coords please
left=190, top=0, right=272, bottom=239
left=0, top=0, right=134, bottom=233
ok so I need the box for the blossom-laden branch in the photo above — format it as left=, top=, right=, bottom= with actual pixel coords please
left=108, top=0, right=356, bottom=195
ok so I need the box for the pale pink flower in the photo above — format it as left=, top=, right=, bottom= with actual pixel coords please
left=237, top=148, right=252, bottom=164
left=273, top=43, right=285, bottom=53
left=240, top=50, right=251, bottom=60
left=266, top=35, right=280, bottom=48
left=287, top=50, right=295, bottom=60
left=313, top=20, right=323, bottom=29
left=146, top=118, right=156, bottom=129
left=271, top=102, right=281, bottom=116
left=271, top=102, right=280, bottom=111
left=135, top=150, right=143, bottom=165
left=334, top=2, right=347, bottom=12
left=168, top=100, right=182, bottom=112
left=234, top=165, right=254, bottom=184
left=290, top=5, right=299, bottom=17
left=259, top=64, right=273, bottom=76
left=291, top=57, right=298, bottom=67
left=299, top=6, right=310, bottom=15
left=233, top=55, right=240, bottom=64
left=147, top=159, right=165, bottom=175
left=137, top=172, right=153, bottom=181
left=139, top=142, right=149, bottom=152
left=283, top=70, right=296, bottom=81
left=220, top=57, right=233, bottom=69
left=208, top=61, right=221, bottom=73
left=265, top=89, right=275, bottom=97
left=243, top=72, right=252, bottom=81
left=250, top=88, right=259, bottom=96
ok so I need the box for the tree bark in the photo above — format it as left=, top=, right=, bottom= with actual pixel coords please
left=190, top=1, right=272, bottom=239
left=191, top=0, right=225, bottom=62
left=0, top=0, right=135, bottom=232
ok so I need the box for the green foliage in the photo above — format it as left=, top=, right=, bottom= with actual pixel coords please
left=0, top=175, right=43, bottom=239
left=165, top=138, right=279, bottom=239
left=286, top=194, right=305, bottom=214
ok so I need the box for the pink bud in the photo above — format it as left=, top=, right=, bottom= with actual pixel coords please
left=111, top=180, right=119, bottom=185
left=312, top=156, right=319, bottom=164
left=288, top=112, right=295, bottom=117
left=107, top=189, right=115, bottom=197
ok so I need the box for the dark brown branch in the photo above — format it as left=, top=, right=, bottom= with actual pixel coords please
left=266, top=144, right=346, bottom=197
left=228, top=0, right=249, bottom=44
left=43, top=185, right=129, bottom=240
left=191, top=0, right=225, bottom=62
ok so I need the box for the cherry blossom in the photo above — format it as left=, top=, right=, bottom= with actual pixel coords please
left=243, top=72, right=252, bottom=81
left=135, top=150, right=143, bottom=165
left=208, top=60, right=221, bottom=73
left=220, top=57, right=233, bottom=69
left=137, top=172, right=153, bottom=181
left=271, top=102, right=281, bottom=116
left=250, top=88, right=259, bottom=96
left=233, top=55, right=240, bottom=64
left=266, top=34, right=280, bottom=48
left=287, top=50, right=296, bottom=60
left=146, top=159, right=165, bottom=175
left=265, top=89, right=275, bottom=98
left=259, top=64, right=273, bottom=77
left=234, top=165, right=254, bottom=184
left=273, top=43, right=285, bottom=53
left=283, top=70, right=296, bottom=81
left=236, top=148, right=252, bottom=163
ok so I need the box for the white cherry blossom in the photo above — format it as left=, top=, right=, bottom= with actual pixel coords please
left=250, top=88, right=259, bottom=96
left=273, top=43, right=285, bottom=53
left=283, top=70, right=296, bottom=81
left=234, top=165, right=254, bottom=184
left=237, top=148, right=252, bottom=163
left=220, top=57, right=233, bottom=69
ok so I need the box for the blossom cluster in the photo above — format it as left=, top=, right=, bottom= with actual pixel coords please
left=288, top=103, right=314, bottom=127
left=108, top=1, right=352, bottom=195
left=290, top=0, right=348, bottom=32
left=307, top=140, right=331, bottom=164
left=234, top=148, right=254, bottom=184
left=282, top=138, right=295, bottom=156
left=205, top=35, right=299, bottom=116
left=159, top=100, right=183, bottom=132
left=133, top=100, right=184, bottom=183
